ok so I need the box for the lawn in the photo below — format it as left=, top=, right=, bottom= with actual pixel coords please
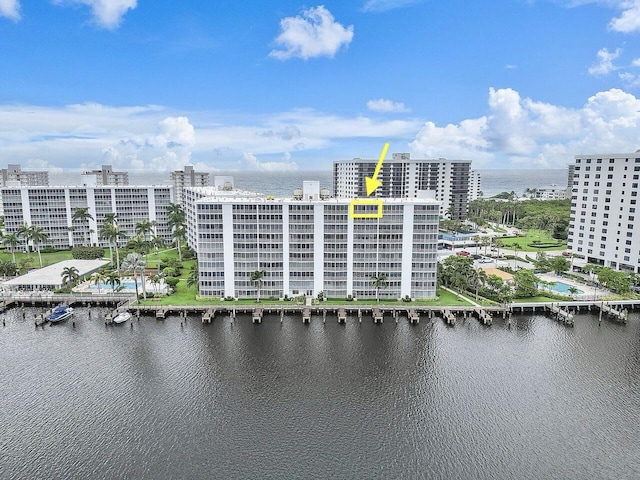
left=0, top=249, right=79, bottom=268
left=513, top=296, right=561, bottom=303
left=497, top=229, right=566, bottom=252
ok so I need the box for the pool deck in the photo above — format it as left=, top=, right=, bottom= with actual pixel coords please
left=537, top=273, right=606, bottom=300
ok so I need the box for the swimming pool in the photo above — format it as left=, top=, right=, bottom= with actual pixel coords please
left=90, top=281, right=138, bottom=291
left=541, top=281, right=584, bottom=294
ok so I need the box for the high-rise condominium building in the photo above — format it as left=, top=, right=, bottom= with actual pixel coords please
left=333, top=153, right=473, bottom=220
left=1, top=164, right=49, bottom=187
left=81, top=165, right=129, bottom=186
left=568, top=153, right=640, bottom=272
left=184, top=181, right=440, bottom=300
left=171, top=165, right=209, bottom=205
left=469, top=170, right=482, bottom=201
left=1, top=185, right=174, bottom=249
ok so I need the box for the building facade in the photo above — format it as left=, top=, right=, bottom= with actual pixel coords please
left=333, top=153, right=473, bottom=220
left=469, top=170, right=482, bottom=201
left=81, top=165, right=129, bottom=186
left=1, top=164, right=49, bottom=187
left=185, top=182, right=440, bottom=300
left=1, top=185, right=174, bottom=249
left=534, top=184, right=568, bottom=200
left=171, top=165, right=209, bottom=205
left=568, top=153, right=640, bottom=272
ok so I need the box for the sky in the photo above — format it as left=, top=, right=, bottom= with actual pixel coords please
left=1, top=1, right=640, bottom=172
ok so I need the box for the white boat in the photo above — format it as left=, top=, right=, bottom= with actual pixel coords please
left=48, top=305, right=74, bottom=323
left=112, top=310, right=132, bottom=324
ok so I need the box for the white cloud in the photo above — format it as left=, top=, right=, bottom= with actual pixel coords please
left=240, top=152, right=298, bottom=172
left=609, top=0, right=640, bottom=32
left=54, top=0, right=137, bottom=29
left=366, top=98, right=410, bottom=113
left=588, top=47, right=622, bottom=76
left=269, top=5, right=354, bottom=60
left=362, top=0, right=418, bottom=12
left=0, top=0, right=20, bottom=21
left=0, top=102, right=421, bottom=170
left=410, top=87, right=640, bottom=168
left=631, top=58, right=640, bottom=67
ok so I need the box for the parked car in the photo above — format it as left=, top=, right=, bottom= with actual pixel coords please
left=471, top=254, right=482, bottom=260
left=562, top=251, right=572, bottom=257
left=478, top=258, right=493, bottom=264
left=456, top=251, right=470, bottom=256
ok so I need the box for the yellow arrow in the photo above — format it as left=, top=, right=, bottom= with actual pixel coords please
left=365, top=142, right=389, bottom=196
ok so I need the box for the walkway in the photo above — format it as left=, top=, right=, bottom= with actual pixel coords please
left=441, top=286, right=481, bottom=307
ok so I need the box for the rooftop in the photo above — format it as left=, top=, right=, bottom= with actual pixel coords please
left=2, top=259, right=110, bottom=290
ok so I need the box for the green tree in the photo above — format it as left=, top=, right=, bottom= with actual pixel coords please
left=100, top=221, right=127, bottom=271
left=250, top=269, right=266, bottom=302
left=17, top=223, right=31, bottom=255
left=135, top=219, right=157, bottom=241
left=186, top=263, right=199, bottom=290
left=122, top=252, right=147, bottom=299
left=2, top=232, right=19, bottom=263
left=105, top=270, right=121, bottom=293
left=28, top=226, right=48, bottom=268
left=370, top=272, right=388, bottom=303
left=513, top=269, right=540, bottom=298
left=61, top=265, right=80, bottom=285
left=535, top=252, right=552, bottom=272
left=549, top=255, right=571, bottom=276
left=167, top=203, right=185, bottom=261
left=90, top=271, right=106, bottom=294
left=72, top=207, right=94, bottom=246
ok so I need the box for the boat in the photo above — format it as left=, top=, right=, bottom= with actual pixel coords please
left=48, top=305, right=74, bottom=323
left=112, top=310, right=132, bottom=324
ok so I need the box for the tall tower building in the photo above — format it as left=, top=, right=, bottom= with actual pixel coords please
left=333, top=153, right=473, bottom=220
left=568, top=152, right=640, bottom=272
left=1, top=164, right=49, bottom=187
left=81, top=165, right=129, bottom=186
left=171, top=165, right=209, bottom=205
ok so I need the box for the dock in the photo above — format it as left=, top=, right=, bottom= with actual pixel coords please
left=441, top=309, right=456, bottom=325
left=337, top=308, right=347, bottom=323
left=201, top=308, right=216, bottom=323
left=474, top=308, right=492, bottom=325
left=372, top=308, right=383, bottom=324
left=547, top=303, right=574, bottom=326
left=252, top=307, right=263, bottom=324
left=407, top=308, right=420, bottom=324
left=302, top=307, right=311, bottom=324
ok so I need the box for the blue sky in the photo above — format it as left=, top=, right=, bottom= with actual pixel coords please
left=1, top=0, right=640, bottom=172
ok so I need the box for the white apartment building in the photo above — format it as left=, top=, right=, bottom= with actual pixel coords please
left=81, top=165, right=129, bottom=186
left=171, top=165, right=209, bottom=205
left=1, top=164, right=49, bottom=187
left=568, top=153, right=640, bottom=272
left=534, top=184, right=568, bottom=200
left=469, top=170, right=482, bottom=201
left=333, top=153, right=473, bottom=220
left=184, top=182, right=440, bottom=300
left=1, top=185, right=174, bottom=249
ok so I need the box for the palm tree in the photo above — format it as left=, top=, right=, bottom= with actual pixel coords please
left=90, top=271, right=106, bottom=294
left=135, top=219, right=157, bottom=242
left=17, top=223, right=31, bottom=255
left=72, top=207, right=94, bottom=246
left=370, top=272, right=387, bottom=303
left=149, top=234, right=164, bottom=273
left=167, top=203, right=185, bottom=261
left=149, top=272, right=165, bottom=294
left=250, top=269, right=266, bottom=302
left=100, top=221, right=126, bottom=271
left=28, top=226, right=48, bottom=268
left=473, top=235, right=481, bottom=255
left=568, top=286, right=579, bottom=298
left=122, top=252, right=147, bottom=299
left=187, top=263, right=199, bottom=290
left=105, top=270, right=121, bottom=293
left=61, top=266, right=80, bottom=286
left=127, top=235, right=149, bottom=256
left=512, top=243, right=521, bottom=270
left=493, top=239, right=504, bottom=259
left=2, top=232, right=19, bottom=263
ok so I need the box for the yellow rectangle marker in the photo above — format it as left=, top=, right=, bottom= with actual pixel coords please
left=349, top=199, right=383, bottom=219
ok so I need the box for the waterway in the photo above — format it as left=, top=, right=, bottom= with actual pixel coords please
left=2, top=308, right=639, bottom=479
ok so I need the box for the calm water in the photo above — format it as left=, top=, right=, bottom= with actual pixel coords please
left=49, top=169, right=565, bottom=199
left=2, top=307, right=639, bottom=479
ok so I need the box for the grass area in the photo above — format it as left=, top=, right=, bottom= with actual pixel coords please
left=513, top=296, right=561, bottom=303
left=0, top=249, right=78, bottom=268
left=497, top=229, right=566, bottom=252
